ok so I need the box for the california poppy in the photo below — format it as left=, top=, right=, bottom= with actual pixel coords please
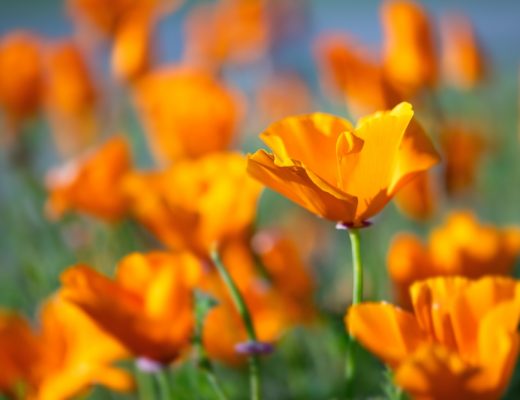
left=0, top=298, right=132, bottom=400
left=133, top=67, right=240, bottom=164
left=388, top=211, right=520, bottom=309
left=183, top=0, right=269, bottom=71
left=315, top=34, right=401, bottom=117
left=0, top=32, right=43, bottom=133
left=123, top=152, right=261, bottom=255
left=247, top=102, right=440, bottom=227
left=45, top=135, right=132, bottom=221
left=440, top=13, right=487, bottom=89
left=44, top=40, right=98, bottom=158
left=394, top=170, right=437, bottom=221
left=347, top=276, right=520, bottom=400
left=381, top=0, right=438, bottom=97
left=60, top=251, right=201, bottom=363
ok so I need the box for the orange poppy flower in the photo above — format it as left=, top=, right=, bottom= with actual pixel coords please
left=67, top=0, right=178, bottom=37
left=44, top=41, right=98, bottom=158
left=0, top=32, right=43, bottom=133
left=0, top=299, right=132, bottom=400
left=394, top=170, right=437, bottom=221
left=133, top=67, right=240, bottom=164
left=247, top=102, right=440, bottom=226
left=381, top=0, right=438, bottom=96
left=123, top=152, right=261, bottom=255
left=388, top=211, right=520, bottom=309
left=111, top=3, right=155, bottom=83
left=60, top=251, right=202, bottom=363
left=183, top=0, right=269, bottom=71
left=346, top=276, right=520, bottom=400
left=315, top=34, right=401, bottom=117
left=0, top=312, right=41, bottom=398
left=440, top=13, right=487, bottom=89
left=35, top=297, right=133, bottom=400
left=45, top=135, right=132, bottom=222
left=440, top=124, right=486, bottom=195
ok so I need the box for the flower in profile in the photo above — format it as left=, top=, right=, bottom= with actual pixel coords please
left=123, top=152, right=261, bottom=255
left=347, top=276, right=520, bottom=400
left=0, top=32, right=43, bottom=133
left=60, top=251, right=202, bottom=363
left=440, top=124, right=486, bottom=195
left=45, top=135, right=132, bottom=222
left=133, top=67, right=240, bottom=164
left=44, top=41, right=98, bottom=158
left=0, top=298, right=132, bottom=400
left=381, top=0, right=438, bottom=96
left=440, top=13, right=487, bottom=89
left=183, top=0, right=269, bottom=71
left=247, top=102, right=440, bottom=227
left=315, top=34, right=401, bottom=117
left=35, top=297, right=133, bottom=400
left=394, top=170, right=437, bottom=221
left=388, top=211, right=520, bottom=309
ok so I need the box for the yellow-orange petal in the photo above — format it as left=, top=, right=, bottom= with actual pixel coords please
left=247, top=149, right=357, bottom=222
left=346, top=302, right=426, bottom=367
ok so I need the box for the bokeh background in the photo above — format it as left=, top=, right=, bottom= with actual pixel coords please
left=1, top=1, right=520, bottom=399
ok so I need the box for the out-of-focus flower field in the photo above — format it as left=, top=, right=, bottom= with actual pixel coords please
left=1, top=0, right=520, bottom=399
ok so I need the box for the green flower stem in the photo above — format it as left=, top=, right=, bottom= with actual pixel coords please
left=194, top=293, right=229, bottom=400
left=346, top=228, right=364, bottom=394
left=348, top=228, right=363, bottom=305
left=156, top=369, right=173, bottom=400
left=211, top=246, right=262, bottom=400
left=135, top=368, right=155, bottom=400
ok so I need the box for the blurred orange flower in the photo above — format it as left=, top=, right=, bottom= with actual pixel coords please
left=441, top=124, right=486, bottom=195
left=183, top=0, right=269, bottom=71
left=60, top=251, right=201, bottom=363
left=315, top=34, right=401, bottom=117
left=35, top=297, right=133, bottom=400
left=0, top=32, right=43, bottom=133
left=440, top=13, right=487, bottom=89
left=0, top=299, right=132, bottom=400
left=0, top=312, right=41, bottom=398
left=381, top=0, right=438, bottom=96
left=388, top=211, right=520, bottom=309
left=394, top=170, right=437, bottom=221
left=124, top=152, right=261, bottom=255
left=347, top=276, right=520, bottom=400
left=67, top=0, right=178, bottom=37
left=44, top=41, right=98, bottom=158
left=247, top=102, right=440, bottom=226
left=111, top=4, right=155, bottom=83
left=45, top=135, right=132, bottom=222
left=133, top=67, right=240, bottom=164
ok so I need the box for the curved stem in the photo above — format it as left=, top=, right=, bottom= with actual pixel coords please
left=211, top=246, right=261, bottom=400
left=155, top=369, right=173, bottom=400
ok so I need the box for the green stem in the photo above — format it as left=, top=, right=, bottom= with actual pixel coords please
left=346, top=228, right=364, bottom=395
left=348, top=228, right=363, bottom=305
left=211, top=246, right=261, bottom=400
left=135, top=368, right=155, bottom=400
left=155, top=369, right=173, bottom=400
